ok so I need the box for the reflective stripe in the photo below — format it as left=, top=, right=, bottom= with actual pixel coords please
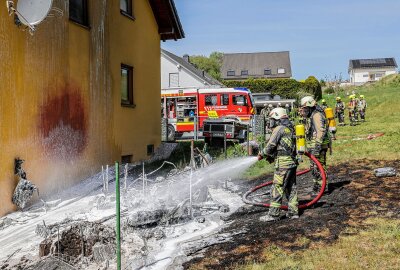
left=271, top=202, right=281, bottom=208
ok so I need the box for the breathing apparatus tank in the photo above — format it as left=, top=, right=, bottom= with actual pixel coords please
left=295, top=124, right=306, bottom=155
left=324, top=107, right=337, bottom=133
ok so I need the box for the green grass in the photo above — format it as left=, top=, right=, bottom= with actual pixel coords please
left=242, top=218, right=400, bottom=270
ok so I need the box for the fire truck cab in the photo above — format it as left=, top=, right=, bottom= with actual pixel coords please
left=161, top=87, right=255, bottom=140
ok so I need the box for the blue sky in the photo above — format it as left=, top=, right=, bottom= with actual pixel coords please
left=162, top=0, right=400, bottom=80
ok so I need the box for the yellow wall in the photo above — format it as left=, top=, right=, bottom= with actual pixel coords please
left=0, top=0, right=162, bottom=216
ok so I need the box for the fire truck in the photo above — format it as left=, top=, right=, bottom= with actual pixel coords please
left=161, top=87, right=255, bottom=141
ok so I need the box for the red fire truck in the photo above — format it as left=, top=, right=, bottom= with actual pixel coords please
left=161, top=87, right=255, bottom=140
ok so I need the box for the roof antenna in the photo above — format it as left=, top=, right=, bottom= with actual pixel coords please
left=6, top=0, right=56, bottom=35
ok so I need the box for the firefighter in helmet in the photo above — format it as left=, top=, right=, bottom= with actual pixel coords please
left=335, top=97, right=345, bottom=126
left=348, top=95, right=357, bottom=126
left=299, top=96, right=330, bottom=193
left=321, top=99, right=328, bottom=110
left=258, top=107, right=298, bottom=221
left=358, top=95, right=367, bottom=121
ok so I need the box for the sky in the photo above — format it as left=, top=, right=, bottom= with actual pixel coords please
left=162, top=0, right=400, bottom=80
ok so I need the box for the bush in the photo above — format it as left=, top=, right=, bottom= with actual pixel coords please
left=324, top=87, right=335, bottom=94
left=223, top=78, right=305, bottom=99
left=304, top=76, right=322, bottom=100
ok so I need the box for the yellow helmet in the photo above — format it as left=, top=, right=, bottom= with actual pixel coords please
left=321, top=99, right=326, bottom=104
left=360, top=95, right=364, bottom=99
left=336, top=97, right=341, bottom=101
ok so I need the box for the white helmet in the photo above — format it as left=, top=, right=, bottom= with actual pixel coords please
left=300, top=96, right=316, bottom=107
left=278, top=102, right=282, bottom=107
left=285, top=104, right=290, bottom=108
left=268, top=104, right=273, bottom=108
left=269, top=107, right=288, bottom=120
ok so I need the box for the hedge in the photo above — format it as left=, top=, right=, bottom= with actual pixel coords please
left=223, top=78, right=305, bottom=99
left=223, top=77, right=322, bottom=101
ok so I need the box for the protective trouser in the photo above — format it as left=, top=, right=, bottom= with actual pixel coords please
left=337, top=112, right=345, bottom=125
left=310, top=148, right=327, bottom=189
left=268, top=166, right=298, bottom=217
left=359, top=109, right=365, bottom=121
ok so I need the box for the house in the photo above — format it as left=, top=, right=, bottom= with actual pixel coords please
left=221, top=51, right=292, bottom=81
left=161, top=49, right=223, bottom=89
left=0, top=0, right=184, bottom=216
left=349, top=58, right=398, bottom=85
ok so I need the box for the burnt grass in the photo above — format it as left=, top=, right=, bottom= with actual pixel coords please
left=184, top=159, right=400, bottom=269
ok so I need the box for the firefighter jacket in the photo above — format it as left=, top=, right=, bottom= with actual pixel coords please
left=335, top=101, right=345, bottom=113
left=348, top=100, right=357, bottom=111
left=262, top=119, right=297, bottom=169
left=306, top=106, right=330, bottom=149
left=358, top=99, right=367, bottom=110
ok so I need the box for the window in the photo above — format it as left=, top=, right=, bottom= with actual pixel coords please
left=277, top=68, right=286, bottom=74
left=363, top=74, right=369, bottom=78
left=264, top=69, right=272, bottom=75
left=221, top=94, right=229, bottom=105
left=205, top=95, right=218, bottom=106
left=241, top=70, right=248, bottom=76
left=232, top=95, right=247, bottom=106
left=376, top=73, right=384, bottom=78
left=121, top=64, right=134, bottom=106
left=69, top=0, right=89, bottom=26
left=121, top=155, right=132, bottom=164
left=120, top=0, right=134, bottom=18
left=169, top=73, right=179, bottom=87
left=147, top=144, right=154, bottom=155
left=227, top=70, right=235, bottom=76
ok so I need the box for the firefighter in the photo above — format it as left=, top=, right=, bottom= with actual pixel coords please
left=260, top=104, right=269, bottom=133
left=258, top=107, right=298, bottom=221
left=321, top=99, right=328, bottom=110
left=299, top=96, right=330, bottom=193
left=358, top=95, right=367, bottom=121
left=348, top=95, right=357, bottom=126
left=285, top=103, right=291, bottom=115
left=335, top=97, right=345, bottom=126
left=260, top=103, right=269, bottom=121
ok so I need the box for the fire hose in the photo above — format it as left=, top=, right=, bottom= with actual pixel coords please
left=242, top=152, right=326, bottom=210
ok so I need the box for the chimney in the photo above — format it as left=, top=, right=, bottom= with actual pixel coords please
left=183, top=54, right=190, bottom=63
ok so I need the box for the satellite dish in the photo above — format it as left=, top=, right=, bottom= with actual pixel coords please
left=16, top=0, right=53, bottom=26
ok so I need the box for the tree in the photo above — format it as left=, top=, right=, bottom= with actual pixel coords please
left=189, top=52, right=223, bottom=81
left=304, top=76, right=322, bottom=100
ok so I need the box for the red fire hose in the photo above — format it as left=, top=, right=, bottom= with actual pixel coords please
left=242, top=152, right=326, bottom=210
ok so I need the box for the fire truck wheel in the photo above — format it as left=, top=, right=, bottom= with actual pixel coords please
left=167, top=125, right=175, bottom=141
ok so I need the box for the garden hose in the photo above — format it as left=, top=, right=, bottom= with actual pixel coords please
left=242, top=152, right=326, bottom=210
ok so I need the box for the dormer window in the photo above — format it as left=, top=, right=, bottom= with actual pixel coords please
left=277, top=68, right=286, bottom=74
left=227, top=70, right=235, bottom=76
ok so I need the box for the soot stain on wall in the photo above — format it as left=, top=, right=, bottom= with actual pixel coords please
left=39, top=83, right=88, bottom=160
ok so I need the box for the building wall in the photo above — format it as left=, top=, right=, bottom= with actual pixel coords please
left=0, top=0, right=161, bottom=216
left=350, top=67, right=397, bottom=85
left=161, top=55, right=208, bottom=89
